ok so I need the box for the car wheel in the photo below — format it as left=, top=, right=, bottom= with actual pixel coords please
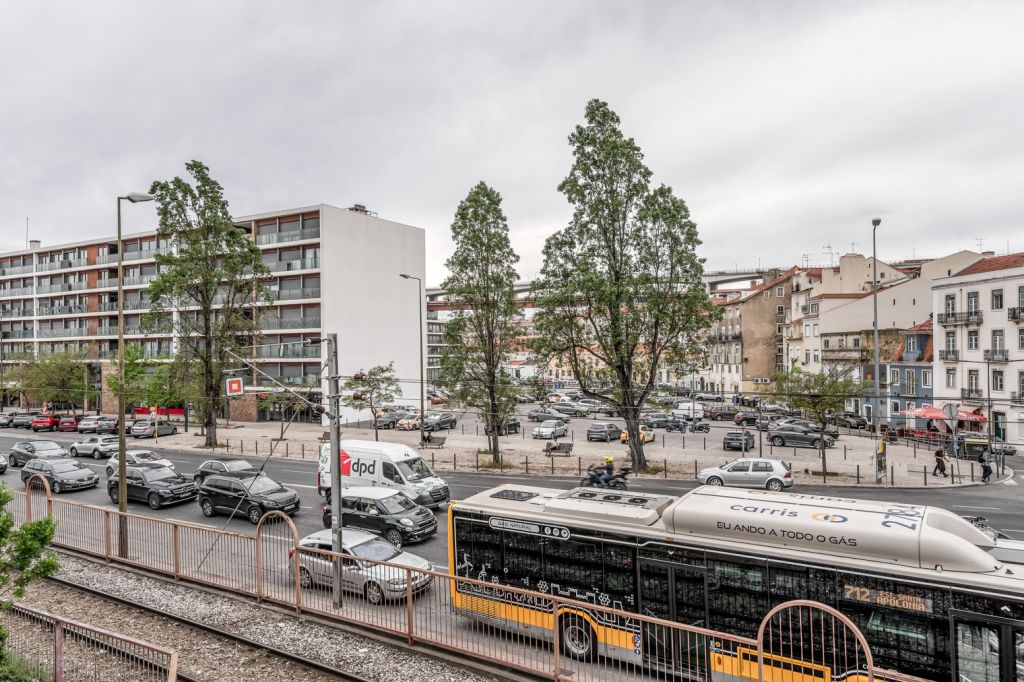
left=108, top=488, right=118, bottom=504
left=321, top=511, right=330, bottom=529
left=147, top=493, right=162, bottom=510
left=299, top=567, right=313, bottom=589
left=560, top=616, right=596, bottom=661
left=384, top=529, right=403, bottom=549
left=105, top=467, right=113, bottom=477
left=706, top=476, right=724, bottom=487
left=69, top=447, right=78, bottom=457
left=771, top=436, right=784, bottom=446
left=200, top=499, right=215, bottom=517
left=811, top=439, right=821, bottom=449
left=364, top=581, right=385, bottom=606
left=767, top=479, right=784, bottom=492
left=51, top=482, right=62, bottom=494
left=93, top=450, right=102, bottom=460
left=247, top=505, right=263, bottom=524
left=171, top=428, right=178, bottom=435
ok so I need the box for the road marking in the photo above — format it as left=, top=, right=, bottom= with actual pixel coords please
left=952, top=505, right=1000, bottom=511
left=1004, top=479, right=1018, bottom=486
left=283, top=483, right=318, bottom=489
left=281, top=468, right=314, bottom=474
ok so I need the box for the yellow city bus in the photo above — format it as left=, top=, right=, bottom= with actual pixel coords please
left=448, top=485, right=1024, bottom=681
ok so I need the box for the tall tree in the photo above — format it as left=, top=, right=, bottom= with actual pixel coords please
left=106, top=344, right=147, bottom=406
left=438, top=182, right=522, bottom=463
left=765, top=366, right=863, bottom=475
left=147, top=161, right=271, bottom=447
left=533, top=100, right=717, bottom=470
left=20, top=350, right=94, bottom=415
left=342, top=363, right=400, bottom=442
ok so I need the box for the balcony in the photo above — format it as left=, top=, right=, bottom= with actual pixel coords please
left=95, top=278, right=119, bottom=288
left=121, top=248, right=172, bottom=263
left=1009, top=308, right=1023, bottom=323
left=37, top=304, right=88, bottom=316
left=984, top=349, right=1009, bottom=362
left=938, top=349, right=959, bottom=362
left=1011, top=391, right=1023, bottom=404
left=256, top=345, right=321, bottom=359
left=261, top=317, right=321, bottom=330
left=36, top=258, right=86, bottom=272
left=0, top=264, right=34, bottom=276
left=0, top=308, right=33, bottom=318
left=37, top=327, right=88, bottom=339
left=256, top=227, right=321, bottom=246
left=268, top=257, right=320, bottom=273
left=0, top=329, right=33, bottom=339
left=0, top=287, right=34, bottom=298
left=36, top=282, right=86, bottom=294
left=122, top=274, right=157, bottom=286
left=938, top=311, right=983, bottom=326
left=961, top=387, right=984, bottom=400
left=261, top=375, right=321, bottom=387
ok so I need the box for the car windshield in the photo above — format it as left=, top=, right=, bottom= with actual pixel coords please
left=134, top=452, right=162, bottom=462
left=225, top=460, right=253, bottom=472
left=589, top=423, right=607, bottom=430
left=35, top=442, right=63, bottom=452
left=143, top=467, right=178, bottom=482
left=100, top=437, right=119, bottom=444
left=397, top=457, right=433, bottom=482
left=379, top=494, right=417, bottom=515
left=541, top=420, right=560, bottom=428
left=350, top=537, right=401, bottom=562
left=245, top=475, right=284, bottom=494
left=51, top=461, right=85, bottom=474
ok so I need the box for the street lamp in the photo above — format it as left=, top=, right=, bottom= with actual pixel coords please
left=117, top=193, right=154, bottom=555
left=399, top=273, right=425, bottom=445
left=871, top=217, right=882, bottom=483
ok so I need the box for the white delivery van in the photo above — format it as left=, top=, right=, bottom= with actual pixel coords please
left=671, top=401, right=705, bottom=421
left=318, top=439, right=450, bottom=508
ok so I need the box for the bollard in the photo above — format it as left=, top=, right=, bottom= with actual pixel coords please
left=682, top=436, right=686, bottom=449
left=431, top=453, right=435, bottom=470
left=499, top=455, right=503, bottom=473
left=254, top=440, right=257, bottom=455
left=794, top=447, right=797, bottom=459
left=525, top=456, right=529, bottom=475
left=914, top=441, right=917, bottom=457
left=857, top=465, right=860, bottom=484
left=551, top=456, right=554, bottom=475
left=662, top=435, right=665, bottom=448
left=923, top=466, right=927, bottom=486
left=476, top=424, right=479, bottom=436
left=286, top=442, right=289, bottom=457
left=578, top=457, right=582, bottom=476
left=240, top=440, right=244, bottom=455
left=571, top=430, right=574, bottom=442
left=454, top=453, right=457, bottom=471
left=301, top=443, right=304, bottom=458
left=844, top=444, right=847, bottom=460
left=694, top=460, right=698, bottom=479
left=664, top=459, right=668, bottom=479
left=475, top=452, right=479, bottom=471
left=703, top=437, right=706, bottom=450
left=890, top=465, right=894, bottom=485
left=462, top=423, right=465, bottom=435
left=971, top=462, right=975, bottom=482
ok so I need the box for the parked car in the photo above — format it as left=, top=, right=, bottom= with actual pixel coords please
left=375, top=411, right=413, bottom=430
left=197, top=472, right=301, bottom=523
left=551, top=402, right=590, bottom=417
left=640, top=413, right=673, bottom=428
left=326, top=487, right=437, bottom=548
left=767, top=424, right=835, bottom=449
left=760, top=403, right=797, bottom=416
left=0, top=413, right=15, bottom=428
left=723, top=430, right=756, bottom=451
left=957, top=432, right=1017, bottom=456
left=777, top=418, right=840, bottom=440
left=96, top=417, right=138, bottom=435
left=192, top=458, right=255, bottom=484
left=293, top=529, right=433, bottom=604
left=691, top=392, right=723, bottom=402
left=546, top=392, right=570, bottom=403
left=130, top=419, right=178, bottom=438
left=620, top=425, right=656, bottom=443
left=586, top=422, right=622, bottom=442
left=107, top=464, right=198, bottom=509
left=484, top=417, right=521, bottom=436
left=0, top=453, right=7, bottom=474
left=734, top=412, right=758, bottom=426
left=11, top=412, right=40, bottom=429
left=69, top=435, right=120, bottom=459
left=698, top=458, right=793, bottom=491
left=576, top=399, right=605, bottom=411
left=21, top=458, right=99, bottom=493
left=707, top=404, right=740, bottom=421
left=527, top=407, right=569, bottom=423
left=57, top=415, right=81, bottom=432
left=76, top=415, right=105, bottom=433
left=514, top=393, right=535, bottom=404
left=831, top=412, right=867, bottom=429
left=423, top=413, right=457, bottom=432
left=755, top=414, right=787, bottom=431
left=396, top=414, right=423, bottom=431
left=532, top=419, right=568, bottom=439
left=105, top=450, right=174, bottom=477
left=8, top=440, right=69, bottom=467
left=30, top=414, right=61, bottom=432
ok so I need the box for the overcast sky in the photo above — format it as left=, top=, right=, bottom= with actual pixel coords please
left=2, top=1, right=1022, bottom=285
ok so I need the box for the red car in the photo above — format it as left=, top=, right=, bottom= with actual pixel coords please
left=31, top=414, right=61, bottom=432
left=58, top=415, right=81, bottom=432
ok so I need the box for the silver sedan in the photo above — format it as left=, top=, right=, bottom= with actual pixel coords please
left=698, top=458, right=794, bottom=491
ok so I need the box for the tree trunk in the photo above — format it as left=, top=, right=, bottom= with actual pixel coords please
left=205, top=368, right=218, bottom=448
left=623, top=404, right=648, bottom=471
left=819, top=424, right=828, bottom=475
left=489, top=394, right=501, bottom=465
left=374, top=424, right=379, bottom=442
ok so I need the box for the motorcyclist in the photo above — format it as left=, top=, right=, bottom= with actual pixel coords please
left=597, top=456, right=615, bottom=486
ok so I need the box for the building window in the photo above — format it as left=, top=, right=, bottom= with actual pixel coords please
left=889, top=368, right=900, bottom=386
left=905, top=369, right=916, bottom=392
left=1019, top=328, right=1024, bottom=351
left=852, top=337, right=860, bottom=348
left=968, top=330, right=979, bottom=350
left=812, top=350, right=819, bottom=363
left=922, top=370, right=932, bottom=388
left=968, top=370, right=979, bottom=390
left=992, top=329, right=1005, bottom=351
left=906, top=336, right=917, bottom=352
left=763, top=291, right=770, bottom=299
left=776, top=286, right=785, bottom=297
left=890, top=400, right=900, bottom=413
left=804, top=324, right=810, bottom=337
left=945, top=368, right=956, bottom=388
left=776, top=305, right=785, bottom=316
left=823, top=339, right=830, bottom=349
left=1019, top=285, right=1024, bottom=309
left=945, top=331, right=956, bottom=351
left=967, top=291, right=979, bottom=313
left=992, top=289, right=1003, bottom=310
left=944, top=294, right=956, bottom=314
left=812, top=324, right=819, bottom=336
left=776, top=324, right=784, bottom=335
left=993, top=370, right=1004, bottom=392
left=805, top=350, right=810, bottom=364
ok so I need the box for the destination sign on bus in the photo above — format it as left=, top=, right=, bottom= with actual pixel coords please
left=843, top=584, right=933, bottom=613
left=489, top=517, right=570, bottom=539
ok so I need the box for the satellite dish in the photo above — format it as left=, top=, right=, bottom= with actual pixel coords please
left=943, top=403, right=958, bottom=430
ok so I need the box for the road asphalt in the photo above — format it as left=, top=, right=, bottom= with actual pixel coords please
left=2, top=429, right=1021, bottom=570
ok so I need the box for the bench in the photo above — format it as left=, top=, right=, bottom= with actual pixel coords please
left=420, top=436, right=446, bottom=449
left=544, top=442, right=574, bottom=457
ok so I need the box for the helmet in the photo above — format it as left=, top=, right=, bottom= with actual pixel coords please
left=604, top=456, right=614, bottom=463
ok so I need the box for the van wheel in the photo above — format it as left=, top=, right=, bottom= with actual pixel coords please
left=384, top=529, right=403, bottom=549
left=560, top=616, right=596, bottom=661
left=365, top=582, right=384, bottom=606
left=767, top=479, right=784, bottom=492
left=771, top=436, right=785, bottom=446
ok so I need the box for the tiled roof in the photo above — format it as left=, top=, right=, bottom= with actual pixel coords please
left=737, top=266, right=799, bottom=303
left=810, top=292, right=870, bottom=300
left=955, top=252, right=1024, bottom=276
left=904, top=319, right=933, bottom=332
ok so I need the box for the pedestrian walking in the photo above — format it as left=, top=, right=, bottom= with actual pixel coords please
left=932, top=448, right=948, bottom=477
left=979, top=448, right=993, bottom=483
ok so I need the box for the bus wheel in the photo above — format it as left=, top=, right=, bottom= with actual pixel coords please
left=560, top=616, right=596, bottom=661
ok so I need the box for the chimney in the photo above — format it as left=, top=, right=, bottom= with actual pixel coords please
left=29, top=239, right=41, bottom=251
left=348, top=204, right=368, bottom=214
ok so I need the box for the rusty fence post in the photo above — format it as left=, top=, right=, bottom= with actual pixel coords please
left=54, top=616, right=64, bottom=682
left=103, top=510, right=112, bottom=562
left=406, top=568, right=415, bottom=647
left=173, top=525, right=181, bottom=581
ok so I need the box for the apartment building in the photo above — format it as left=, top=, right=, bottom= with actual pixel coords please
left=0, top=204, right=425, bottom=422
left=857, top=321, right=934, bottom=424
left=931, top=253, right=1024, bottom=445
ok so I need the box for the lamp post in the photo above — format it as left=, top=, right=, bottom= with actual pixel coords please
left=116, top=193, right=154, bottom=556
left=871, top=217, right=882, bottom=483
left=399, top=274, right=425, bottom=445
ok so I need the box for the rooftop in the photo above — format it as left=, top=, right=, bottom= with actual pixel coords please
left=955, top=252, right=1024, bottom=276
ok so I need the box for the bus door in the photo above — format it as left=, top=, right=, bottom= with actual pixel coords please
left=638, top=559, right=707, bottom=674
left=951, top=611, right=1024, bottom=682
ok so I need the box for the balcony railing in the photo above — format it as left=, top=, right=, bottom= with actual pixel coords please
left=0, top=308, right=33, bottom=318
left=0, top=329, right=34, bottom=339
left=256, top=227, right=321, bottom=246
left=256, top=345, right=321, bottom=359
left=0, top=287, right=34, bottom=298
left=0, top=264, right=34, bottom=276
left=36, top=258, right=87, bottom=272
left=96, top=278, right=119, bottom=288
left=36, top=282, right=87, bottom=294
left=938, top=349, right=959, bottom=361
left=1009, top=308, right=1023, bottom=323
left=1011, top=391, right=1024, bottom=404
left=268, top=257, right=320, bottom=273
left=122, top=274, right=157, bottom=286
left=938, top=311, right=983, bottom=325
left=984, top=349, right=1009, bottom=362
left=37, top=327, right=88, bottom=339
left=121, top=248, right=171, bottom=262
left=961, top=387, right=984, bottom=400
left=259, top=374, right=321, bottom=386
left=37, top=304, right=88, bottom=316
left=261, top=317, right=321, bottom=330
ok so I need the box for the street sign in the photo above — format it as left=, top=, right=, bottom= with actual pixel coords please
left=225, top=377, right=245, bottom=398
left=942, top=403, right=958, bottom=430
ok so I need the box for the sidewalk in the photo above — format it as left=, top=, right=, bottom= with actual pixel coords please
left=138, top=418, right=1012, bottom=489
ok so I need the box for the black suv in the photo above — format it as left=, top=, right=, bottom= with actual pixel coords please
left=423, top=413, right=457, bottom=432
left=640, top=413, right=673, bottom=428
left=107, top=464, right=198, bottom=510
left=197, top=473, right=300, bottom=524
left=325, top=487, right=437, bottom=549
left=831, top=412, right=867, bottom=429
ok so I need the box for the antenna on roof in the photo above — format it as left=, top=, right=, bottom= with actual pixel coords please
left=822, top=244, right=834, bottom=267
left=975, top=237, right=984, bottom=252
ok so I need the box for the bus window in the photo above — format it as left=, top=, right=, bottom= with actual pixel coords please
left=956, top=622, right=1000, bottom=682
left=603, top=543, right=636, bottom=610
left=453, top=519, right=503, bottom=582
left=503, top=531, right=543, bottom=589
left=543, top=537, right=604, bottom=602
left=767, top=562, right=836, bottom=605
left=707, top=555, right=768, bottom=636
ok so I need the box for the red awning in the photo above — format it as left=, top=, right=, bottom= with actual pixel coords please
left=902, top=407, right=946, bottom=420
left=957, top=410, right=987, bottom=423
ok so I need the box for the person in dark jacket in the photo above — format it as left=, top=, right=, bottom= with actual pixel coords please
left=980, top=449, right=993, bottom=483
left=932, top=448, right=949, bottom=477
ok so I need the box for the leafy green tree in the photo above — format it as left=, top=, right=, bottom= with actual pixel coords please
left=438, top=182, right=523, bottom=463
left=764, top=366, right=863, bottom=475
left=147, top=161, right=271, bottom=447
left=533, top=100, right=717, bottom=470
left=105, top=344, right=147, bottom=407
left=259, top=389, right=314, bottom=440
left=342, top=363, right=400, bottom=442
left=19, top=350, right=94, bottom=415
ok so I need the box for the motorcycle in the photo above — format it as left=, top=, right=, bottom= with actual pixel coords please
left=580, top=464, right=633, bottom=490
left=689, top=420, right=710, bottom=434
left=665, top=419, right=690, bottom=433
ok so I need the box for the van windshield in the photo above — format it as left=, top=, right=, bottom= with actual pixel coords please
left=397, top=457, right=433, bottom=481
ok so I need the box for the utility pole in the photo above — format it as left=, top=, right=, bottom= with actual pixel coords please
left=326, top=333, right=344, bottom=607
left=871, top=218, right=883, bottom=483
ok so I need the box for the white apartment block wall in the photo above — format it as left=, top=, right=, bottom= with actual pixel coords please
left=819, top=254, right=906, bottom=293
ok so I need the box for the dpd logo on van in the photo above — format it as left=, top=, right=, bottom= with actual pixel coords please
left=339, top=451, right=351, bottom=476
left=811, top=513, right=848, bottom=523
left=338, top=451, right=376, bottom=477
